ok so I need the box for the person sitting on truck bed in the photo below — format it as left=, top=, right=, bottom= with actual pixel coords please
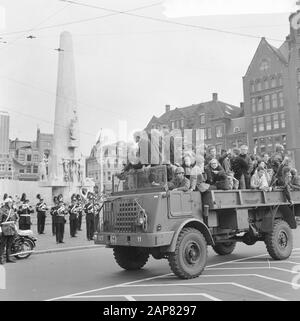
left=250, top=165, right=270, bottom=192
left=167, top=167, right=191, bottom=192
left=204, top=159, right=225, bottom=189
left=291, top=168, right=300, bottom=191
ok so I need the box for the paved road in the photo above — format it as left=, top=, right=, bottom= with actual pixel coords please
left=1, top=230, right=300, bottom=301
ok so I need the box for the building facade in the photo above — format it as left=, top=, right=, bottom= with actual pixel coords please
left=86, top=141, right=128, bottom=194
left=243, top=10, right=300, bottom=168
left=146, top=93, right=247, bottom=155
left=0, top=111, right=13, bottom=179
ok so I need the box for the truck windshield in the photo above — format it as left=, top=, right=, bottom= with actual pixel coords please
left=113, top=165, right=168, bottom=194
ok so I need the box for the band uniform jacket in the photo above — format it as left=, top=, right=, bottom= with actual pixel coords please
left=68, top=203, right=80, bottom=220
left=54, top=203, right=68, bottom=223
left=18, top=203, right=34, bottom=225
left=36, top=201, right=48, bottom=216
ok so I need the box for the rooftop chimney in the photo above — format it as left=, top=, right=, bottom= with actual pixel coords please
left=212, top=93, right=218, bottom=101
left=165, top=104, right=171, bottom=113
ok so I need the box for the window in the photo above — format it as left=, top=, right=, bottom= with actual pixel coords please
left=27, top=154, right=32, bottom=162
left=265, top=115, right=272, bottom=131
left=107, top=172, right=111, bottom=181
left=216, top=125, right=224, bottom=138
left=272, top=93, right=278, bottom=109
left=19, top=169, right=24, bottom=174
left=233, top=127, right=241, bottom=133
left=33, top=165, right=38, bottom=174
left=278, top=75, right=283, bottom=87
left=26, top=165, right=31, bottom=173
left=181, top=119, right=184, bottom=128
left=107, top=160, right=110, bottom=168
left=278, top=92, right=284, bottom=108
left=282, top=135, right=287, bottom=148
left=258, top=117, right=264, bottom=132
left=171, top=121, right=175, bottom=130
left=0, top=164, right=5, bottom=171
left=250, top=82, right=255, bottom=93
left=257, top=97, right=263, bottom=112
left=267, top=137, right=273, bottom=151
left=253, top=118, right=257, bottom=133
left=19, top=153, right=25, bottom=162
left=200, top=114, right=205, bottom=125
left=265, top=95, right=270, bottom=110
left=251, top=98, right=256, bottom=113
left=256, top=80, right=262, bottom=91
left=206, top=127, right=212, bottom=140
left=273, top=114, right=279, bottom=129
left=8, top=164, right=12, bottom=171
left=280, top=112, right=286, bottom=128
left=271, top=77, right=277, bottom=88
left=33, top=154, right=39, bottom=162
left=264, top=78, right=269, bottom=90
left=259, top=138, right=266, bottom=154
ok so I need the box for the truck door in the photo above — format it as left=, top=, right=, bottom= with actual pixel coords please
left=169, top=191, right=193, bottom=217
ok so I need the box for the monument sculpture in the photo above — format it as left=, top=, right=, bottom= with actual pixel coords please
left=40, top=31, right=93, bottom=199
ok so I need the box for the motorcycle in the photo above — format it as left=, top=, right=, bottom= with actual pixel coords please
left=11, top=230, right=37, bottom=259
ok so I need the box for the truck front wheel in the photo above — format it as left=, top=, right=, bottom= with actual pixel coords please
left=168, top=228, right=207, bottom=279
left=265, top=220, right=293, bottom=260
left=213, top=241, right=236, bottom=255
left=113, top=246, right=150, bottom=270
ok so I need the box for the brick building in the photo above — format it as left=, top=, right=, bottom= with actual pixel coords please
left=243, top=10, right=300, bottom=168
left=146, top=93, right=247, bottom=155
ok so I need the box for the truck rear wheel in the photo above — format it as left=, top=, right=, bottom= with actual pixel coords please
left=168, top=228, right=207, bottom=279
left=265, top=220, right=293, bottom=260
left=213, top=241, right=236, bottom=255
left=113, top=246, right=150, bottom=270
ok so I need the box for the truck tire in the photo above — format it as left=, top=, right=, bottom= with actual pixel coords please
left=265, top=220, right=293, bottom=260
left=212, top=241, right=236, bottom=255
left=168, top=228, right=207, bottom=279
left=113, top=246, right=150, bottom=270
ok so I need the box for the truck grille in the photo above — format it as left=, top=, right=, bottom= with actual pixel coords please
left=103, top=200, right=138, bottom=233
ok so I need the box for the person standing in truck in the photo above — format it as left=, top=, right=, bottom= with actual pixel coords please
left=167, top=167, right=191, bottom=192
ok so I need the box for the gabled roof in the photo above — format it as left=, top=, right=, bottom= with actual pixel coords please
left=146, top=97, right=242, bottom=129
left=244, top=37, right=288, bottom=77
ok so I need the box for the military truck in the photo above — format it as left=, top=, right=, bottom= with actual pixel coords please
left=94, top=166, right=300, bottom=279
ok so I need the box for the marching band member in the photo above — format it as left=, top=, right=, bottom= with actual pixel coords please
left=36, top=194, right=48, bottom=234
left=18, top=194, right=34, bottom=230
left=54, top=194, right=68, bottom=244
left=84, top=192, right=95, bottom=241
left=0, top=198, right=18, bottom=264
left=76, top=194, right=83, bottom=231
left=50, top=196, right=58, bottom=236
left=68, top=194, right=79, bottom=237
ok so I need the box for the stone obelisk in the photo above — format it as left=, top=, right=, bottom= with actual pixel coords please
left=44, top=31, right=93, bottom=199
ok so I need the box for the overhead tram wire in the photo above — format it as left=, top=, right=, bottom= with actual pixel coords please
left=0, top=3, right=71, bottom=53
left=0, top=1, right=164, bottom=38
left=59, top=0, right=285, bottom=43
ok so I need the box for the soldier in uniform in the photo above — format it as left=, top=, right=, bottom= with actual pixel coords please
left=167, top=167, right=191, bottom=192
left=36, top=194, right=48, bottom=234
left=84, top=192, right=95, bottom=241
left=17, top=196, right=34, bottom=230
left=50, top=196, right=58, bottom=236
left=54, top=194, right=68, bottom=244
left=0, top=198, right=18, bottom=264
left=76, top=194, right=83, bottom=231
left=68, top=194, right=79, bottom=237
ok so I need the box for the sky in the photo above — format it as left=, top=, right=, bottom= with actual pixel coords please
left=0, top=0, right=297, bottom=156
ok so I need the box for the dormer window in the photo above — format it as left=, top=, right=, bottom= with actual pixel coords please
left=199, top=114, right=205, bottom=125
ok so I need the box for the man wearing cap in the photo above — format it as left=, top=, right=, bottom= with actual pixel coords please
left=36, top=194, right=48, bottom=234
left=167, top=167, right=191, bottom=192
left=84, top=192, right=95, bottom=241
left=0, top=198, right=18, bottom=264
left=54, top=195, right=68, bottom=243
left=68, top=194, right=79, bottom=238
